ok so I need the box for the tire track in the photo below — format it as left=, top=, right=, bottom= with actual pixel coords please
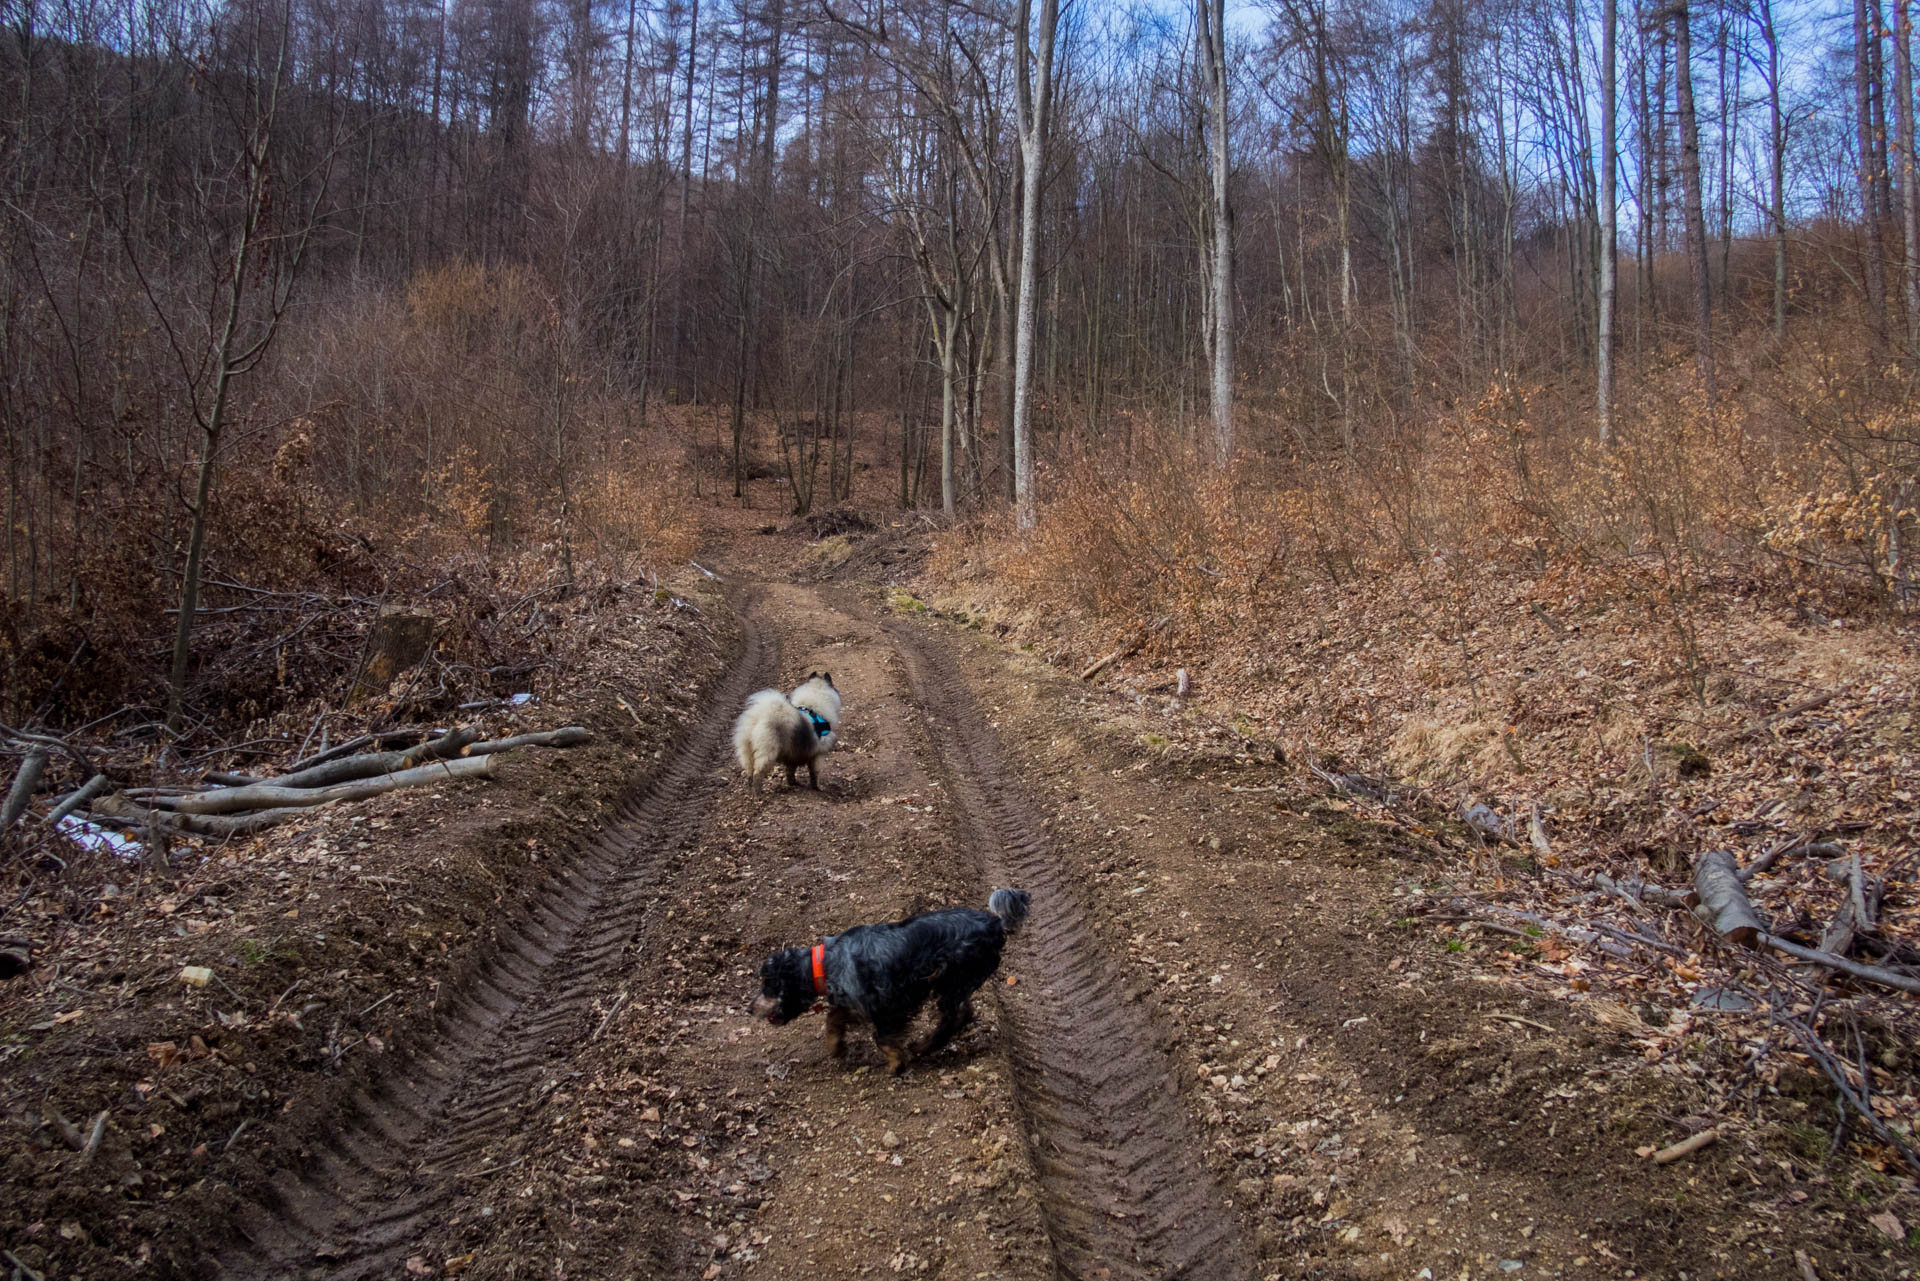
left=871, top=599, right=1255, bottom=1281
left=223, top=589, right=775, bottom=1280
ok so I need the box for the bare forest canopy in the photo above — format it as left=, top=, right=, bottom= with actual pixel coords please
left=2, top=0, right=1916, bottom=733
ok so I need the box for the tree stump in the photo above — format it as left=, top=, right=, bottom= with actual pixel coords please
left=351, top=608, right=436, bottom=704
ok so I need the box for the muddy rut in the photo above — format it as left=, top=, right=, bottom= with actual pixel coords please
left=873, top=599, right=1255, bottom=1281
left=225, top=581, right=1250, bottom=1280
left=223, top=593, right=778, bottom=1278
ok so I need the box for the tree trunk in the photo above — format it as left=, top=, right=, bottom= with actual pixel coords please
left=939, top=324, right=957, bottom=515
left=1762, top=0, right=1787, bottom=339
left=1895, top=0, right=1920, bottom=360
left=1198, top=0, right=1234, bottom=466
left=1598, top=0, right=1617, bottom=440
left=349, top=608, right=438, bottom=704
left=1010, top=0, right=1059, bottom=531
left=168, top=203, right=258, bottom=729
left=1672, top=0, right=1714, bottom=401
left=1860, top=0, right=1889, bottom=344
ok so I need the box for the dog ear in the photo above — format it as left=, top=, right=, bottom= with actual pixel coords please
left=823, top=671, right=835, bottom=687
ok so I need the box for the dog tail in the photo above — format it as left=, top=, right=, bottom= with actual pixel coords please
left=733, top=689, right=792, bottom=779
left=987, top=888, right=1031, bottom=935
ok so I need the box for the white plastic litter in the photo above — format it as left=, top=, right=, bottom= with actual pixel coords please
left=508, top=692, right=534, bottom=706
left=56, top=815, right=142, bottom=859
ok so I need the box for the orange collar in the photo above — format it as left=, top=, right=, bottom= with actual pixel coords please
left=810, top=943, right=827, bottom=996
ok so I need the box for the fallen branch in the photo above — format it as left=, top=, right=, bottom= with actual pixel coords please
left=1432, top=900, right=1635, bottom=959
left=91, top=803, right=327, bottom=838
left=263, top=727, right=479, bottom=789
left=1708, top=691, right=1836, bottom=752
left=3, top=1247, right=47, bottom=1281
left=131, top=755, right=497, bottom=817
left=467, top=727, right=593, bottom=755
left=1, top=751, right=49, bottom=830
left=1758, top=933, right=1920, bottom=996
left=1079, top=618, right=1169, bottom=681
left=1616, top=877, right=1694, bottom=910
left=1777, top=1013, right=1920, bottom=1176
left=1591, top=919, right=1686, bottom=956
left=45, top=774, right=112, bottom=825
left=79, top=1110, right=109, bottom=1165
left=592, top=988, right=631, bottom=1041
left=1818, top=853, right=1878, bottom=959
left=1651, top=1127, right=1719, bottom=1164
left=282, top=726, right=432, bottom=774
left=1739, top=833, right=1846, bottom=883
left=1594, top=872, right=1647, bottom=915
left=1486, top=1012, right=1557, bottom=1033
left=1629, top=865, right=1920, bottom=995
left=1, top=726, right=100, bottom=778
left=1080, top=640, right=1140, bottom=682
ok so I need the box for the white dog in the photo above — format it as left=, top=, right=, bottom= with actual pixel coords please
left=732, top=672, right=842, bottom=795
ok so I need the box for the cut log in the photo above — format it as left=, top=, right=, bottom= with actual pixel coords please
left=467, top=727, right=593, bottom=755
left=1691, top=849, right=1766, bottom=947
left=0, top=935, right=30, bottom=979
left=263, top=728, right=479, bottom=789
left=350, top=608, right=436, bottom=704
left=45, top=773, right=110, bottom=826
left=1, top=751, right=49, bottom=830
left=139, top=755, right=496, bottom=816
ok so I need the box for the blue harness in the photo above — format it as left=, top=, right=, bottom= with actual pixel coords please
left=801, top=708, right=832, bottom=737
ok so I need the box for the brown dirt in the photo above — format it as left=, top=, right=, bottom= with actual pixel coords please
left=0, top=575, right=737, bottom=1279
left=4, top=504, right=1916, bottom=1280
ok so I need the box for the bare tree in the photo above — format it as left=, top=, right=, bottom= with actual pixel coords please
left=1197, top=0, right=1234, bottom=464
left=1599, top=0, right=1618, bottom=439
left=134, top=0, right=337, bottom=728
left=1894, top=0, right=1920, bottom=360
left=1858, top=0, right=1889, bottom=344
left=1743, top=0, right=1790, bottom=340
left=1671, top=0, right=1713, bottom=399
left=1010, top=0, right=1062, bottom=530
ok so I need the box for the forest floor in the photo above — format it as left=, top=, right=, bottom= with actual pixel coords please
left=3, top=474, right=1918, bottom=1280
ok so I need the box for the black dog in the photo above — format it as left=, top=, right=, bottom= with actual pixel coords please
left=752, top=888, right=1031, bottom=1074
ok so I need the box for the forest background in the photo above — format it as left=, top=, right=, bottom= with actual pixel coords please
left=1, top=0, right=1914, bottom=732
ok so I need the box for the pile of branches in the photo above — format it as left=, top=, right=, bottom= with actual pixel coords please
left=1287, top=759, right=1920, bottom=1175
left=2, top=722, right=590, bottom=847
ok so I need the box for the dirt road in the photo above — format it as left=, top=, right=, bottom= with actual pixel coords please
left=214, top=572, right=1897, bottom=1280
